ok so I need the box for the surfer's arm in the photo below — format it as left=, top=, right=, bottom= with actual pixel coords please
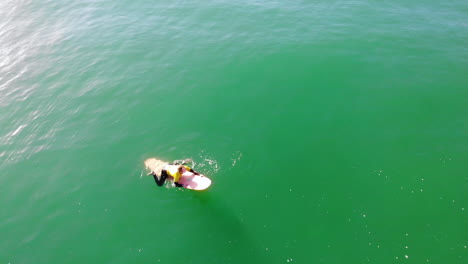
left=173, top=171, right=184, bottom=187
left=189, top=168, right=200, bottom=175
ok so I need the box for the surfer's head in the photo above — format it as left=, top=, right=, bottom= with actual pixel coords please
left=178, top=166, right=186, bottom=174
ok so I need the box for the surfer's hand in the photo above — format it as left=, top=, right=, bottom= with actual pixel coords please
left=174, top=182, right=184, bottom=187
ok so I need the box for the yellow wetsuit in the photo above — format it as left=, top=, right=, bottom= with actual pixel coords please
left=165, top=165, right=191, bottom=183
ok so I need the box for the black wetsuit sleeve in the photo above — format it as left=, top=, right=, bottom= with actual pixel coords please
left=174, top=182, right=184, bottom=187
left=189, top=168, right=199, bottom=175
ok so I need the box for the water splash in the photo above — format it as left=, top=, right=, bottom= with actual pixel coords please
left=193, top=154, right=220, bottom=175
left=231, top=150, right=243, bottom=167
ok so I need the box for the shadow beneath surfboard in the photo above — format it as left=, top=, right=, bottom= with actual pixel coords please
left=188, top=192, right=269, bottom=263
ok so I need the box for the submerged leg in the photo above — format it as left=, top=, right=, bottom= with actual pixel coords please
left=153, top=170, right=168, bottom=186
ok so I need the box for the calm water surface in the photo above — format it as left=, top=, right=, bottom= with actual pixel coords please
left=1, top=1, right=467, bottom=263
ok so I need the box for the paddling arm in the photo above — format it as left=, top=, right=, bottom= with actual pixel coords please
left=189, top=168, right=200, bottom=175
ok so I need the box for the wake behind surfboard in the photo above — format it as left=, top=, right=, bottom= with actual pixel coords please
left=144, top=158, right=212, bottom=191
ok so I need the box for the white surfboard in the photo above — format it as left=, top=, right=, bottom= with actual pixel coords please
left=178, top=171, right=212, bottom=190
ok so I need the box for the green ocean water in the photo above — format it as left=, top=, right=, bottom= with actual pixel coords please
left=1, top=0, right=467, bottom=263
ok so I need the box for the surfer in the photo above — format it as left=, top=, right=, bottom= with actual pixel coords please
left=145, top=158, right=211, bottom=190
left=150, top=160, right=199, bottom=187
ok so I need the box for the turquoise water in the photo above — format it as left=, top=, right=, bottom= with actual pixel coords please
left=1, top=1, right=467, bottom=263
